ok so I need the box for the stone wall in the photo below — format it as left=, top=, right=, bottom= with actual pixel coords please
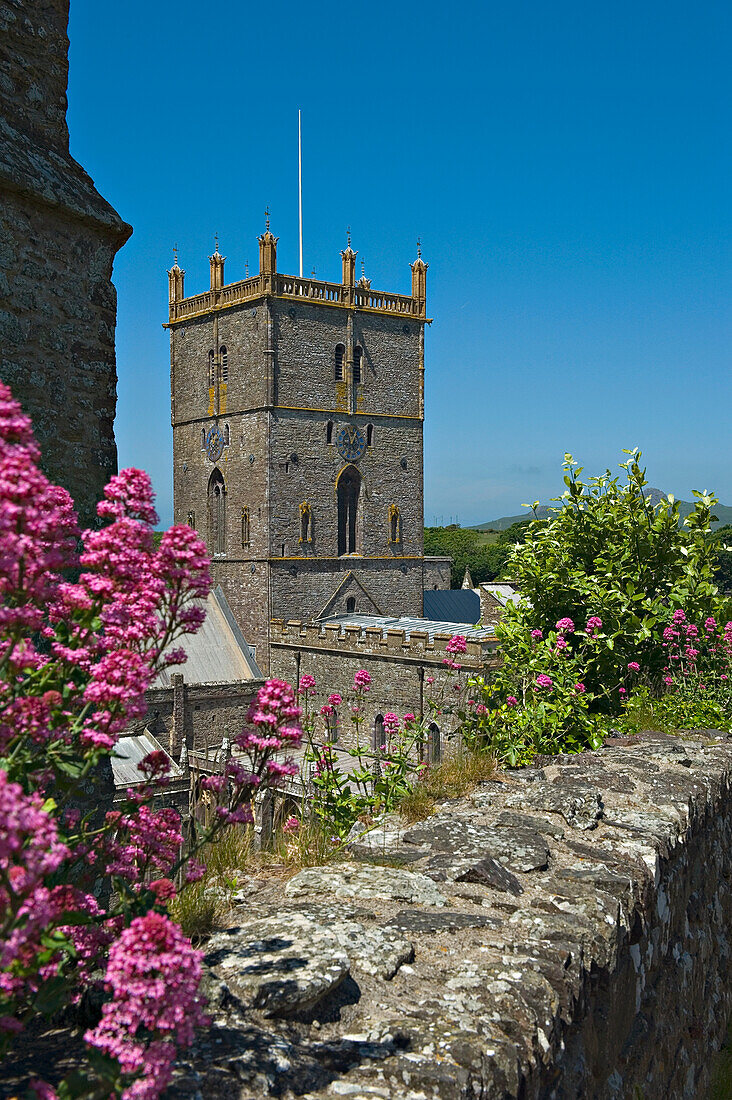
left=424, top=555, right=452, bottom=590
left=270, top=617, right=499, bottom=743
left=133, top=678, right=264, bottom=762
left=171, top=730, right=732, bottom=1098
left=0, top=0, right=131, bottom=527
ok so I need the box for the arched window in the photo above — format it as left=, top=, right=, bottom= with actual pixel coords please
left=219, top=345, right=228, bottom=383
left=241, top=506, right=250, bottom=547
left=353, top=345, right=363, bottom=383
left=366, top=423, right=373, bottom=447
left=334, top=343, right=345, bottom=381
left=389, top=503, right=401, bottom=544
left=326, top=420, right=333, bottom=444
left=299, top=501, right=312, bottom=544
left=207, top=468, right=226, bottom=556
left=208, top=350, right=215, bottom=386
left=346, top=596, right=356, bottom=613
left=224, top=423, right=230, bottom=445
left=337, top=465, right=361, bottom=556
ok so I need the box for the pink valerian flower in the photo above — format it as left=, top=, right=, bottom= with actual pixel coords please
left=685, top=623, right=699, bottom=639
left=530, top=629, right=543, bottom=641
left=672, top=609, right=686, bottom=624
left=442, top=657, right=462, bottom=670
left=663, top=626, right=678, bottom=641
left=148, top=879, right=177, bottom=903
left=319, top=704, right=334, bottom=717
left=328, top=693, right=342, bottom=707
left=506, top=696, right=518, bottom=707
left=627, top=662, right=640, bottom=672
left=664, top=675, right=673, bottom=686
left=283, top=816, right=300, bottom=834
left=298, top=673, right=316, bottom=695
left=425, top=676, right=434, bottom=685
left=585, top=616, right=602, bottom=635
left=85, top=911, right=208, bottom=1098
left=619, top=687, right=627, bottom=695
left=383, top=713, right=400, bottom=737
left=555, top=617, right=575, bottom=634
left=354, top=669, right=372, bottom=691
left=403, top=712, right=416, bottom=723
left=446, top=634, right=467, bottom=654
left=555, top=637, right=568, bottom=651
left=722, top=674, right=729, bottom=681
left=705, top=617, right=717, bottom=632
left=574, top=682, right=586, bottom=694
left=475, top=703, right=488, bottom=715
left=535, top=674, right=553, bottom=690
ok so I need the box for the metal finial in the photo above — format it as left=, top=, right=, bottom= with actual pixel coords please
left=265, top=206, right=270, bottom=232
left=173, top=242, right=179, bottom=266
left=245, top=259, right=249, bottom=277
left=417, top=237, right=422, bottom=259
left=346, top=225, right=351, bottom=248
left=361, top=258, right=365, bottom=277
left=214, top=232, right=219, bottom=254
left=311, top=266, right=316, bottom=278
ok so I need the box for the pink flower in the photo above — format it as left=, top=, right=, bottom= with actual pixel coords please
left=555, top=617, right=575, bottom=634
left=148, top=879, right=176, bottom=902
left=627, top=662, right=640, bottom=672
left=283, top=816, right=300, bottom=834
left=530, top=629, right=543, bottom=640
left=298, top=673, right=316, bottom=694
left=383, top=712, right=400, bottom=736
left=705, top=617, right=717, bottom=632
left=328, top=693, right=342, bottom=707
left=586, top=616, right=602, bottom=635
left=354, top=669, right=372, bottom=691
left=672, top=609, right=686, bottom=624
left=506, top=696, right=518, bottom=707
left=320, top=704, right=333, bottom=717
left=574, top=682, right=586, bottom=693
left=446, top=635, right=467, bottom=654
left=475, top=703, right=488, bottom=715
left=535, top=674, right=553, bottom=690
left=619, top=687, right=627, bottom=695
left=664, top=675, right=673, bottom=686
left=555, top=637, right=568, bottom=651
left=425, top=676, right=434, bottom=685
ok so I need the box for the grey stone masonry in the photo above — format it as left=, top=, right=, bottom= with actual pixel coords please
left=169, top=730, right=732, bottom=1098
left=0, top=0, right=131, bottom=528
left=168, top=232, right=429, bottom=670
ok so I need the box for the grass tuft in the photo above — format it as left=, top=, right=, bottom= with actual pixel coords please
left=398, top=749, right=497, bottom=822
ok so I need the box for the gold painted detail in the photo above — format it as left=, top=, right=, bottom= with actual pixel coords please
left=167, top=272, right=427, bottom=324
left=220, top=381, right=227, bottom=415
left=207, top=386, right=214, bottom=417
left=335, top=382, right=348, bottom=410
left=388, top=503, right=401, bottom=544
left=299, top=501, right=312, bottom=543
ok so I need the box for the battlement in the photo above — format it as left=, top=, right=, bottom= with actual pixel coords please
left=269, top=616, right=498, bottom=668
left=166, top=226, right=429, bottom=325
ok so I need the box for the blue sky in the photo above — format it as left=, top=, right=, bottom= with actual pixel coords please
left=67, top=0, right=730, bottom=528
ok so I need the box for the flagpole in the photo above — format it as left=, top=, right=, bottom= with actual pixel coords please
left=298, top=109, right=303, bottom=278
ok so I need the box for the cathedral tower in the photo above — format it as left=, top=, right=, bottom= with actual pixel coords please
left=166, top=220, right=429, bottom=670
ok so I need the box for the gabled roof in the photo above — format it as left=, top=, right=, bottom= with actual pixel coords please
left=423, top=588, right=481, bottom=625
left=153, top=585, right=263, bottom=688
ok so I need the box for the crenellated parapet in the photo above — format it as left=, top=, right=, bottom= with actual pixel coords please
left=269, top=617, right=498, bottom=669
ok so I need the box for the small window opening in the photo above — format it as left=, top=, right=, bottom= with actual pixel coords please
left=281, top=543, right=286, bottom=557
left=299, top=501, right=312, bottom=544
left=201, top=428, right=205, bottom=449
left=219, top=345, right=228, bottom=383
left=334, top=343, right=345, bottom=381
left=389, top=503, right=401, bottom=544
left=241, top=506, right=250, bottom=547
left=208, top=469, right=226, bottom=556
left=346, top=596, right=356, bottom=613
left=224, top=423, right=230, bottom=445
left=353, top=345, right=363, bottom=384
left=337, top=465, right=361, bottom=555
left=285, top=461, right=289, bottom=474
left=366, top=423, right=373, bottom=446
left=326, top=420, right=334, bottom=444
left=208, top=350, right=215, bottom=386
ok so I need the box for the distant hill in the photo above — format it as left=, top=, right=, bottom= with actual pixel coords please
left=473, top=490, right=732, bottom=532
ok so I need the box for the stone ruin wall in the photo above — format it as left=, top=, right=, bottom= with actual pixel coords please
left=0, top=0, right=131, bottom=528
left=171, top=730, right=732, bottom=1099
left=269, top=617, right=500, bottom=749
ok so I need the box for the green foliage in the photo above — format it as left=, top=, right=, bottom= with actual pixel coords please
left=711, top=525, right=732, bottom=593
left=397, top=749, right=497, bottom=822
left=424, top=525, right=509, bottom=587
left=618, top=685, right=729, bottom=736
left=502, top=450, right=725, bottom=706
left=463, top=623, right=606, bottom=765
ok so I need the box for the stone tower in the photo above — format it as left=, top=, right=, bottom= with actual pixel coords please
left=0, top=0, right=132, bottom=528
left=166, top=221, right=429, bottom=670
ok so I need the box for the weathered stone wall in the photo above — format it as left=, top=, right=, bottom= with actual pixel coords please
left=270, top=618, right=499, bottom=743
left=424, top=555, right=453, bottom=590
left=0, top=0, right=131, bottom=528
left=171, top=730, right=732, bottom=1098
left=133, top=679, right=264, bottom=762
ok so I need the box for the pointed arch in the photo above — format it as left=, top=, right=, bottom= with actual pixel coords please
left=208, top=468, right=226, bottom=556
left=336, top=464, right=362, bottom=556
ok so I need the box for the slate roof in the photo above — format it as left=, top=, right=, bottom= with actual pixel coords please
left=112, top=730, right=184, bottom=788
left=480, top=583, right=523, bottom=608
left=153, top=585, right=263, bottom=688
left=423, top=589, right=481, bottom=625
left=320, top=612, right=496, bottom=643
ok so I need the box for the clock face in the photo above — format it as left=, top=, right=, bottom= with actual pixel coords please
left=205, top=426, right=225, bottom=463
left=336, top=424, right=366, bottom=463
